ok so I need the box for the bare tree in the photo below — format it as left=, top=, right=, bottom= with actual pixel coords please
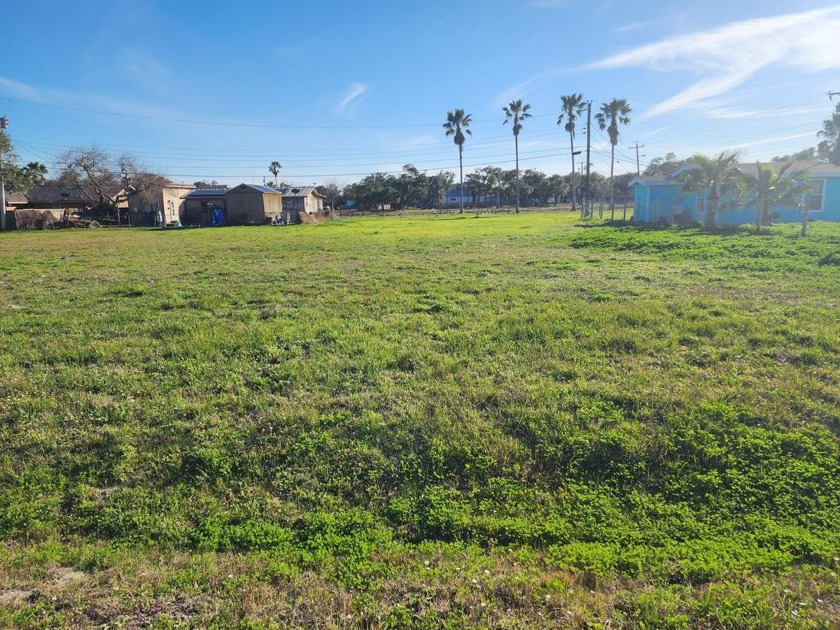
left=317, top=179, right=342, bottom=211
left=57, top=147, right=165, bottom=223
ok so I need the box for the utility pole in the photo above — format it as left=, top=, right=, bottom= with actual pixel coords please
left=572, top=150, right=582, bottom=219
left=629, top=142, right=645, bottom=175
left=0, top=115, right=7, bottom=232
left=585, top=101, right=592, bottom=219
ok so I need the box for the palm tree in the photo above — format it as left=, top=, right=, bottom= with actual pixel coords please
left=23, top=162, right=48, bottom=186
left=268, top=161, right=282, bottom=188
left=817, top=106, right=840, bottom=165
left=443, top=109, right=472, bottom=213
left=557, top=94, right=586, bottom=216
left=740, top=161, right=810, bottom=234
left=503, top=99, right=532, bottom=214
left=677, top=152, right=742, bottom=228
left=595, top=98, right=632, bottom=218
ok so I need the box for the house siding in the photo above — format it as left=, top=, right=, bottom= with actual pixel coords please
left=130, top=184, right=194, bottom=226
left=162, top=185, right=193, bottom=223
left=631, top=164, right=840, bottom=226
left=820, top=177, right=840, bottom=221
left=225, top=186, right=283, bottom=225
left=279, top=188, right=324, bottom=223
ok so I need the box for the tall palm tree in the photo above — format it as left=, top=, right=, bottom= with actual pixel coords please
left=740, top=161, right=810, bottom=234
left=595, top=98, right=632, bottom=217
left=268, top=161, right=282, bottom=188
left=443, top=109, right=472, bottom=213
left=817, top=106, right=840, bottom=165
left=677, top=152, right=742, bottom=228
left=557, top=94, right=586, bottom=216
left=503, top=99, right=532, bottom=214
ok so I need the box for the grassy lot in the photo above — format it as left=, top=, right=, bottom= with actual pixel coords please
left=0, top=212, right=839, bottom=628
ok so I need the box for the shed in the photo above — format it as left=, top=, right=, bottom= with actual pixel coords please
left=225, top=184, right=283, bottom=225
left=182, top=187, right=229, bottom=226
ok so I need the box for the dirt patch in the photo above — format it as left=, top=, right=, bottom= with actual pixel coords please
left=297, top=211, right=338, bottom=225
left=53, top=567, right=86, bottom=588
left=0, top=589, right=35, bottom=606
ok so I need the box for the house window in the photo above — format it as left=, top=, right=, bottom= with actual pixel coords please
left=805, top=179, right=824, bottom=212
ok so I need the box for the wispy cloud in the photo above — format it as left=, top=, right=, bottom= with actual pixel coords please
left=121, top=53, right=175, bottom=94
left=0, top=74, right=176, bottom=120
left=672, top=131, right=817, bottom=157
left=704, top=105, right=828, bottom=120
left=732, top=131, right=816, bottom=149
left=585, top=7, right=840, bottom=119
left=332, top=83, right=370, bottom=116
left=0, top=74, right=266, bottom=130
left=492, top=68, right=564, bottom=108
left=615, top=20, right=652, bottom=33
left=0, top=75, right=45, bottom=102
left=397, top=135, right=437, bottom=151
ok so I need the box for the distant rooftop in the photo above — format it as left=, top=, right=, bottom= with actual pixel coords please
left=230, top=183, right=281, bottom=194
left=183, top=187, right=229, bottom=199
left=276, top=186, right=321, bottom=197
left=26, top=184, right=118, bottom=204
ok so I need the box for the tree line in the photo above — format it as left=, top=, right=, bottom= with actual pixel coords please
left=337, top=163, right=634, bottom=212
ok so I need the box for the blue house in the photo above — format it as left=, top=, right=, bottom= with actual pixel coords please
left=629, top=161, right=840, bottom=226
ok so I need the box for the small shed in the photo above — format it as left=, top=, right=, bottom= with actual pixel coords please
left=278, top=186, right=325, bottom=223
left=182, top=187, right=228, bottom=226
left=225, top=184, right=283, bottom=225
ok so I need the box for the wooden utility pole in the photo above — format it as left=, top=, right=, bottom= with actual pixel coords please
left=0, top=115, right=7, bottom=231
left=585, top=101, right=592, bottom=219
left=629, top=142, right=645, bottom=176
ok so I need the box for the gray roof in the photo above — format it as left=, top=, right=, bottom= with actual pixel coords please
left=26, top=184, right=117, bottom=204
left=228, top=183, right=281, bottom=195
left=277, top=186, right=321, bottom=198
left=183, top=187, right=229, bottom=199
left=5, top=191, right=28, bottom=205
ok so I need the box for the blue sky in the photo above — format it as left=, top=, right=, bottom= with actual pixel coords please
left=2, top=0, right=840, bottom=187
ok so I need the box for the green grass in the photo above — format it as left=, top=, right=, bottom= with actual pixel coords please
left=1, top=213, right=839, bottom=628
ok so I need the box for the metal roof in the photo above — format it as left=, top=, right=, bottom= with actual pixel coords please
left=277, top=186, right=321, bottom=197
left=183, top=188, right=229, bottom=199
left=229, top=183, right=282, bottom=195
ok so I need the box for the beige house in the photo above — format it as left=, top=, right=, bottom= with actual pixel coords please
left=128, top=183, right=195, bottom=226
left=225, top=184, right=283, bottom=225
left=279, top=186, right=325, bottom=223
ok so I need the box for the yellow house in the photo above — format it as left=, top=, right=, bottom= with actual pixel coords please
left=128, top=183, right=195, bottom=226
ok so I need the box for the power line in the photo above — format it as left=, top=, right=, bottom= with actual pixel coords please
left=628, top=142, right=645, bottom=175
left=0, top=95, right=566, bottom=131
